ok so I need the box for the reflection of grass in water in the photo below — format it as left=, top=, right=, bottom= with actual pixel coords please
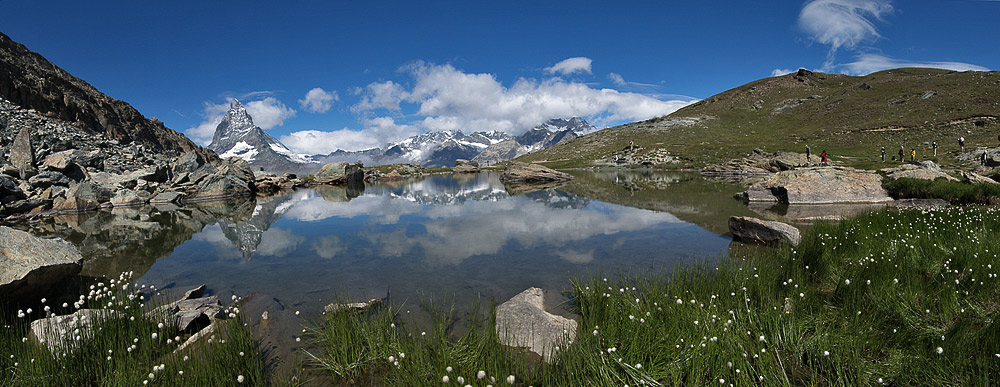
left=561, top=170, right=756, bottom=235
left=1, top=275, right=268, bottom=386
left=307, top=207, right=1000, bottom=386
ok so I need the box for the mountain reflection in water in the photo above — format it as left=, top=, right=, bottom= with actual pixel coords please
left=15, top=172, right=748, bottom=319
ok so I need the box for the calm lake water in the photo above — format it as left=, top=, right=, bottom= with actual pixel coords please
left=19, top=170, right=764, bottom=311
left=14, top=170, right=763, bottom=366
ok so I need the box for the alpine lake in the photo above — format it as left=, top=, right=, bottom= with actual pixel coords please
left=7, top=169, right=880, bottom=375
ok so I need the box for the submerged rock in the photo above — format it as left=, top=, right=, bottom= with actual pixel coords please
left=736, top=166, right=892, bottom=204
left=729, top=216, right=801, bottom=246
left=495, top=287, right=577, bottom=362
left=0, top=226, right=83, bottom=299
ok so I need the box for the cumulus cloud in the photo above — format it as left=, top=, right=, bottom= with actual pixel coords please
left=244, top=97, right=296, bottom=129
left=354, top=62, right=695, bottom=136
left=299, top=87, right=339, bottom=113
left=280, top=116, right=420, bottom=155
left=185, top=102, right=231, bottom=145
left=544, top=57, right=593, bottom=75
left=185, top=97, right=296, bottom=146
left=841, top=53, right=990, bottom=75
left=352, top=80, right=409, bottom=112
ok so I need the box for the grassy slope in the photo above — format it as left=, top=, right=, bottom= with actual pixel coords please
left=518, top=68, right=1000, bottom=169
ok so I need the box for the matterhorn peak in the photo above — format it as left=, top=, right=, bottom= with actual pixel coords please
left=206, top=98, right=312, bottom=172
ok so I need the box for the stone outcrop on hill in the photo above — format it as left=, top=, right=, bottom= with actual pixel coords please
left=736, top=166, right=892, bottom=204
left=0, top=226, right=83, bottom=299
left=880, top=162, right=958, bottom=182
left=703, top=149, right=813, bottom=176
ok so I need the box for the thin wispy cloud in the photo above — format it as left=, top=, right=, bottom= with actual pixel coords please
left=842, top=53, right=990, bottom=75
left=544, top=57, right=593, bottom=75
left=789, top=0, right=989, bottom=75
left=798, top=0, right=893, bottom=68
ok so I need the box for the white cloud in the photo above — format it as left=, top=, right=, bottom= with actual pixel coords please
left=840, top=53, right=990, bottom=75
left=244, top=97, right=296, bottom=129
left=299, top=87, right=339, bottom=113
left=185, top=97, right=296, bottom=146
left=352, top=80, right=409, bottom=112
left=544, top=57, right=593, bottom=75
left=608, top=72, right=627, bottom=87
left=279, top=116, right=419, bottom=154
left=185, top=102, right=230, bottom=146
left=771, top=68, right=797, bottom=77
left=799, top=0, right=893, bottom=66
left=354, top=62, right=695, bottom=136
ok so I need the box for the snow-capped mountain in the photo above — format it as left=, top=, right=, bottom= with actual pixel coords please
left=472, top=117, right=595, bottom=166
left=207, top=99, right=314, bottom=173
left=315, top=118, right=594, bottom=167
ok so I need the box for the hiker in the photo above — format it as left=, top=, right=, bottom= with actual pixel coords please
left=881, top=147, right=886, bottom=162
left=959, top=136, right=965, bottom=152
left=997, top=134, right=1000, bottom=146
left=820, top=150, right=828, bottom=163
left=629, top=140, right=634, bottom=149
left=898, top=146, right=905, bottom=163
left=983, top=152, right=989, bottom=166
left=806, top=145, right=811, bottom=160
left=911, top=148, right=916, bottom=162
left=932, top=141, right=938, bottom=156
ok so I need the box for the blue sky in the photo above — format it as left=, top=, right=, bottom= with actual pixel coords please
left=1, top=0, right=996, bottom=154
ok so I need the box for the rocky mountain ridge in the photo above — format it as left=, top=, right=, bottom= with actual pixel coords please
left=0, top=33, right=265, bottom=219
left=0, top=32, right=214, bottom=163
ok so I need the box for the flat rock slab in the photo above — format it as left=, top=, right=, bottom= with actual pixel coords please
left=495, top=287, right=577, bottom=363
left=738, top=166, right=892, bottom=204
left=500, top=162, right=574, bottom=184
left=881, top=164, right=958, bottom=182
left=729, top=216, right=801, bottom=246
left=0, top=226, right=83, bottom=299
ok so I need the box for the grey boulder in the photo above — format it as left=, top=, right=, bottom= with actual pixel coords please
left=729, top=216, right=801, bottom=246
left=495, top=287, right=577, bottom=362
left=0, top=226, right=83, bottom=299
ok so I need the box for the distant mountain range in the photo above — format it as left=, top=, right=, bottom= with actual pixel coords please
left=207, top=100, right=596, bottom=172
left=312, top=117, right=595, bottom=168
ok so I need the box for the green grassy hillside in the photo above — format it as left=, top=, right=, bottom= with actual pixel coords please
left=518, top=68, right=1000, bottom=169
